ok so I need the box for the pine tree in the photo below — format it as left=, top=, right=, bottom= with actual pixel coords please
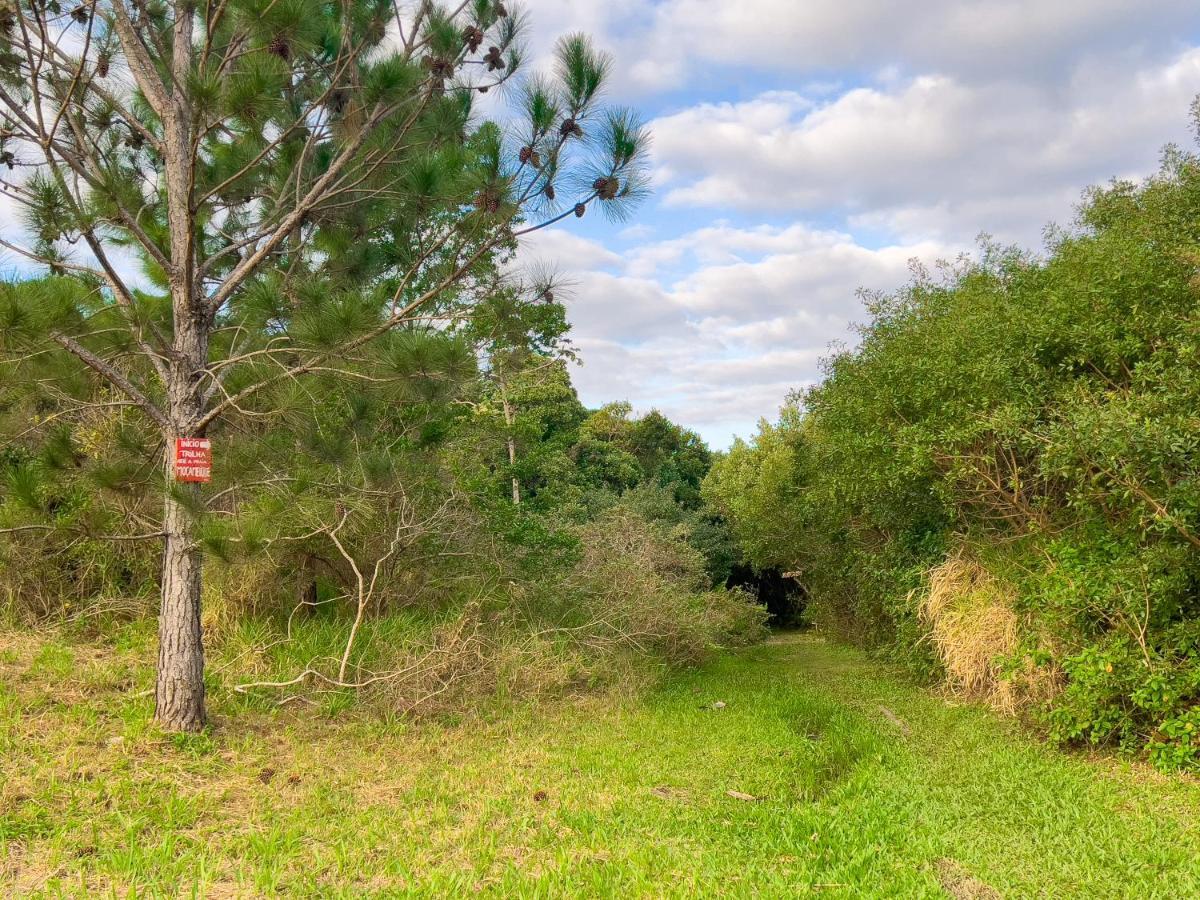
left=0, top=0, right=647, bottom=731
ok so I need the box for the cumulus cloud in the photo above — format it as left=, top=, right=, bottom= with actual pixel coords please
left=518, top=229, right=624, bottom=273
left=523, top=28, right=1200, bottom=445
left=650, top=48, right=1200, bottom=244
left=653, top=0, right=1196, bottom=82
left=523, top=0, right=1200, bottom=94
left=540, top=223, right=956, bottom=445
left=455, top=3, right=1200, bottom=444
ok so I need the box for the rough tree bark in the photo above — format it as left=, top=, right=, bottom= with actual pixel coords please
left=155, top=313, right=210, bottom=731
left=148, top=0, right=209, bottom=732
left=157, top=480, right=206, bottom=731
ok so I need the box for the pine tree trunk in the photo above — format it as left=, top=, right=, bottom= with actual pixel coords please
left=155, top=289, right=209, bottom=731
left=154, top=312, right=209, bottom=731
left=502, top=393, right=520, bottom=505
left=156, top=476, right=206, bottom=732
left=151, top=0, right=206, bottom=732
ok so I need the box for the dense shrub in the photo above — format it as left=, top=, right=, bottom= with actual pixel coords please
left=209, top=500, right=765, bottom=716
left=704, top=142, right=1200, bottom=771
left=561, top=505, right=768, bottom=664
left=2, top=293, right=763, bottom=713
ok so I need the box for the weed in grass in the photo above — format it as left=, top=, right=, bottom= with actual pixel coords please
left=28, top=643, right=74, bottom=679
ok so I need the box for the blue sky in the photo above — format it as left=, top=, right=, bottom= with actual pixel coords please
left=2, top=2, right=1198, bottom=451
left=514, top=0, right=1200, bottom=448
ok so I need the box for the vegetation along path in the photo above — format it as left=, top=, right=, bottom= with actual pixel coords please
left=3, top=631, right=1199, bottom=898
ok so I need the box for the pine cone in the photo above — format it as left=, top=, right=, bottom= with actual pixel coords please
left=494, top=2, right=508, bottom=17
left=593, top=177, right=620, bottom=200
left=267, top=35, right=290, bottom=60
left=70, top=4, right=89, bottom=23
left=483, top=46, right=505, bottom=72
left=463, top=26, right=484, bottom=53
left=0, top=150, right=14, bottom=170
left=519, top=146, right=532, bottom=164
left=543, top=183, right=555, bottom=201
left=573, top=203, right=586, bottom=218
left=95, top=52, right=110, bottom=78
left=474, top=188, right=501, bottom=213
left=426, top=56, right=454, bottom=78
left=559, top=118, right=583, bottom=139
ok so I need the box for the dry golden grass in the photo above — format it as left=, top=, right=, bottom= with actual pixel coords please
left=934, top=857, right=1003, bottom=900
left=918, top=552, right=1060, bottom=714
left=202, top=556, right=294, bottom=639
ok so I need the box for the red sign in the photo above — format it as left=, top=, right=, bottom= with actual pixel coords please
left=174, top=438, right=212, bottom=483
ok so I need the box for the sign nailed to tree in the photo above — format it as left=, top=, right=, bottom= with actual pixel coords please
left=174, top=438, right=212, bottom=483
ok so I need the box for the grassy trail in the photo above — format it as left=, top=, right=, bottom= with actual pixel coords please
left=2, top=631, right=1199, bottom=898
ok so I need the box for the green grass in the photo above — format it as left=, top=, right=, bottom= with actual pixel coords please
left=2, top=630, right=1198, bottom=897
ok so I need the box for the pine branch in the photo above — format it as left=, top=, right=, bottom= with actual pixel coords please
left=193, top=235, right=502, bottom=431
left=108, top=0, right=172, bottom=118
left=513, top=191, right=599, bottom=236
left=203, top=95, right=417, bottom=316
left=50, top=331, right=171, bottom=431
left=0, top=83, right=174, bottom=274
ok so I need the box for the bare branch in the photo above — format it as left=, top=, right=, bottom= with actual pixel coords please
left=50, top=330, right=171, bottom=430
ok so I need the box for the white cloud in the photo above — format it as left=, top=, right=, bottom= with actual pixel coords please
left=648, top=47, right=1200, bottom=245
left=523, top=0, right=1200, bottom=94
left=548, top=223, right=957, bottom=446
left=501, top=4, right=1200, bottom=446
left=518, top=228, right=624, bottom=273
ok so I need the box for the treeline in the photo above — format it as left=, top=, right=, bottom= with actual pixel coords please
left=705, top=141, right=1200, bottom=771
left=0, top=279, right=764, bottom=711
left=0, top=0, right=769, bottom=730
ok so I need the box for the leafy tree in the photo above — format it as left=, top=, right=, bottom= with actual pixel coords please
left=571, top=402, right=711, bottom=506
left=702, top=408, right=808, bottom=572
left=704, top=128, right=1200, bottom=767
left=465, top=276, right=578, bottom=507
left=0, top=0, right=647, bottom=730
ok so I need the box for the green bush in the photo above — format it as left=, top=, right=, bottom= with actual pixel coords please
left=1151, top=707, right=1200, bottom=772
left=704, top=136, right=1200, bottom=771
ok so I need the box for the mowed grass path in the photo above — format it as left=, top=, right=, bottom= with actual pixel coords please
left=2, top=630, right=1199, bottom=898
